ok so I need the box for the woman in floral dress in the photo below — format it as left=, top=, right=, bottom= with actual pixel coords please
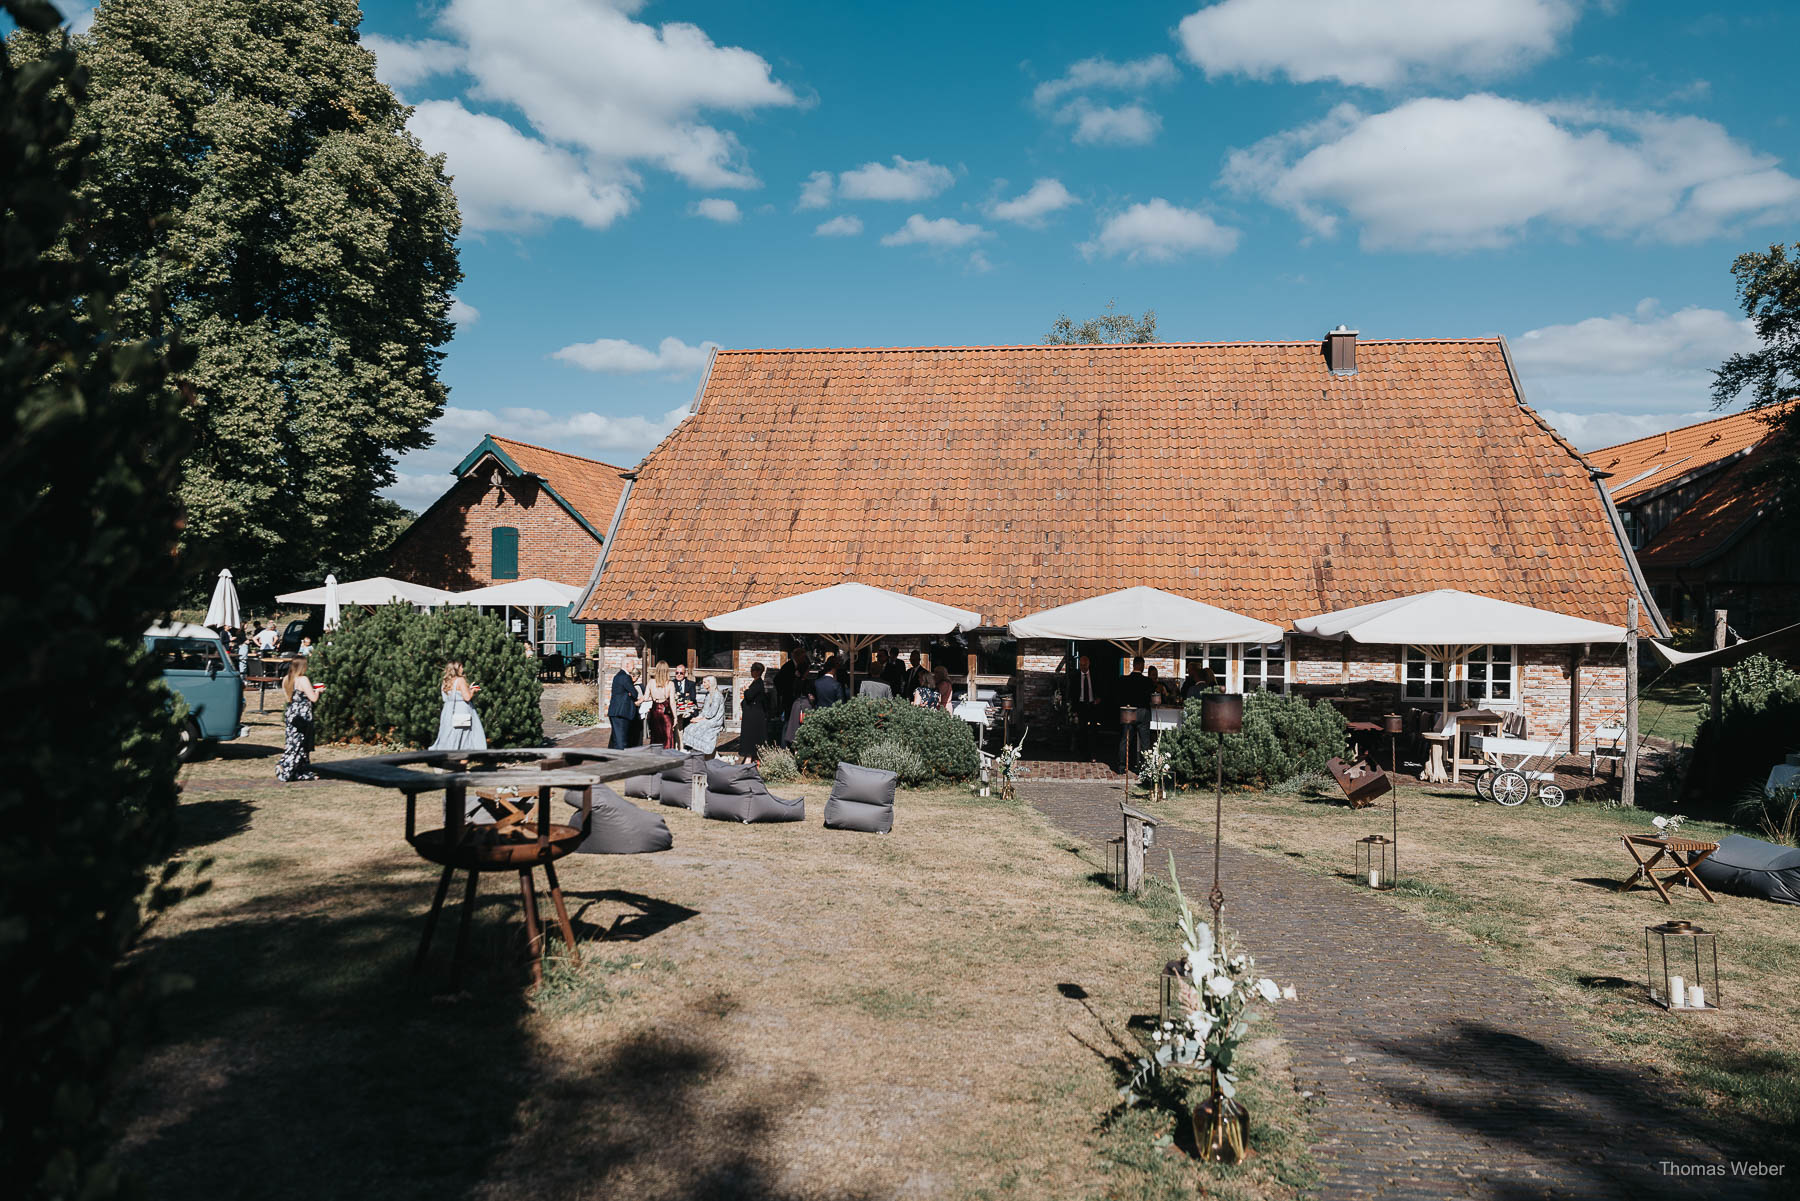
left=276, top=657, right=324, bottom=782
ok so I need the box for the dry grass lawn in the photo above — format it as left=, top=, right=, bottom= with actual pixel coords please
left=1137, top=781, right=1800, bottom=1170
left=115, top=713, right=1315, bottom=1200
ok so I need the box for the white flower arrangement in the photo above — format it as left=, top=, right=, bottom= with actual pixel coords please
left=1123, top=854, right=1294, bottom=1105
left=1651, top=814, right=1685, bottom=836
left=994, top=729, right=1028, bottom=799
left=1138, top=735, right=1174, bottom=799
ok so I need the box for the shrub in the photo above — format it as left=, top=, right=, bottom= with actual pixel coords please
left=314, top=606, right=543, bottom=747
left=756, top=746, right=799, bottom=782
left=556, top=703, right=597, bottom=728
left=1271, top=770, right=1334, bottom=797
left=792, top=697, right=979, bottom=783
left=1690, top=655, right=1800, bottom=813
left=1162, top=692, right=1347, bottom=790
left=857, top=739, right=928, bottom=786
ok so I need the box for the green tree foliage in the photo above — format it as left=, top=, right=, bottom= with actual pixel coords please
left=1714, top=242, right=1800, bottom=506
left=33, top=0, right=462, bottom=589
left=2, top=2, right=193, bottom=1195
left=792, top=697, right=979, bottom=783
left=1161, top=693, right=1347, bottom=790
left=311, top=605, right=544, bottom=748
left=1689, top=654, right=1800, bottom=809
left=1044, top=301, right=1158, bottom=345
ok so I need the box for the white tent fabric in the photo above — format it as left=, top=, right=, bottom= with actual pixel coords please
left=275, top=575, right=454, bottom=607
left=1291, top=589, right=1626, bottom=647
left=1008, top=586, right=1283, bottom=650
left=323, top=574, right=341, bottom=632
left=1650, top=621, right=1800, bottom=676
left=203, top=568, right=241, bottom=631
left=446, top=578, right=582, bottom=607
left=702, top=583, right=981, bottom=636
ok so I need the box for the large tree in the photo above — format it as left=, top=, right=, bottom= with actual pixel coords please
left=50, top=0, right=462, bottom=591
left=1714, top=242, right=1800, bottom=505
left=1044, top=301, right=1158, bottom=345
left=3, top=2, right=190, bottom=1195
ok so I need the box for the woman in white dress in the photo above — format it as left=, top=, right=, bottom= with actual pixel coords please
left=681, top=675, right=726, bottom=757
left=431, top=661, right=487, bottom=751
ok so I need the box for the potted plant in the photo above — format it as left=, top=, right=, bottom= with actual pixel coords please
left=1121, top=856, right=1294, bottom=1162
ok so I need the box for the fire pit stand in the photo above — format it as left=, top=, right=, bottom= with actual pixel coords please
left=320, top=747, right=679, bottom=988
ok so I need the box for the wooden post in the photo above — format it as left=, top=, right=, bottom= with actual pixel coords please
left=686, top=629, right=699, bottom=675
left=1569, top=649, right=1582, bottom=755
left=1710, top=609, right=1728, bottom=723
left=967, top=650, right=978, bottom=699
left=1622, top=598, right=1639, bottom=808
left=1122, top=808, right=1146, bottom=894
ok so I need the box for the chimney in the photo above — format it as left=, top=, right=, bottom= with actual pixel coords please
left=1325, top=324, right=1358, bottom=375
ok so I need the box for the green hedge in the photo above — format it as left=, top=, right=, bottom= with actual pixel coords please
left=312, top=605, right=543, bottom=747
left=792, top=697, right=980, bottom=783
left=1161, top=692, right=1348, bottom=790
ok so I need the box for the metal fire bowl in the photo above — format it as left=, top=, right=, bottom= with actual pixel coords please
left=410, top=823, right=587, bottom=870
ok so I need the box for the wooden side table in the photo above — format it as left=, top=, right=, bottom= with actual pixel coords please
left=1420, top=732, right=1451, bottom=783
left=1617, top=834, right=1720, bottom=904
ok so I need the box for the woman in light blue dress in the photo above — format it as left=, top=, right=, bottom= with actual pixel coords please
left=431, top=661, right=487, bottom=751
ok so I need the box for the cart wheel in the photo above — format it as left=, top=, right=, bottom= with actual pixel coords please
left=1537, top=783, right=1566, bottom=807
left=1475, top=768, right=1497, bottom=802
left=1491, top=770, right=1530, bottom=807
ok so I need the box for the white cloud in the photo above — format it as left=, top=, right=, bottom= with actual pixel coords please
left=1032, top=54, right=1178, bottom=107
left=1509, top=299, right=1757, bottom=423
left=797, top=170, right=835, bottom=209
left=448, top=296, right=480, bottom=325
left=880, top=214, right=990, bottom=248
left=1536, top=409, right=1717, bottom=451
left=410, top=100, right=634, bottom=232
left=1033, top=54, right=1175, bottom=146
left=439, top=0, right=800, bottom=192
left=989, top=178, right=1079, bottom=226
left=1081, top=199, right=1240, bottom=262
left=1178, top=0, right=1578, bottom=87
left=837, top=156, right=956, bottom=202
left=814, top=214, right=863, bottom=237
left=692, top=197, right=741, bottom=222
left=550, top=335, right=718, bottom=374
left=363, top=34, right=465, bottom=89
left=1224, top=95, right=1800, bottom=250
left=1058, top=100, right=1161, bottom=146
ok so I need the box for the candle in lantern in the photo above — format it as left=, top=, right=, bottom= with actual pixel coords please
left=1687, top=984, right=1705, bottom=1009
left=1368, top=868, right=1380, bottom=888
left=1668, top=975, right=1684, bottom=1007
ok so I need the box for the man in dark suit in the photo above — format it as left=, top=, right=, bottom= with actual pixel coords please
left=1118, top=656, right=1152, bottom=773
left=880, top=646, right=907, bottom=698
left=608, top=657, right=641, bottom=750
left=774, top=647, right=809, bottom=719
left=1069, top=654, right=1104, bottom=759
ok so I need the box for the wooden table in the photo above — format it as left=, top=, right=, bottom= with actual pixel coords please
left=1617, top=834, right=1720, bottom=904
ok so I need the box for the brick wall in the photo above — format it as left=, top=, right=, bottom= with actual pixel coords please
left=387, top=473, right=603, bottom=652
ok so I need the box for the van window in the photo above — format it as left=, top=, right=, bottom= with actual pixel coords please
left=152, top=638, right=225, bottom=671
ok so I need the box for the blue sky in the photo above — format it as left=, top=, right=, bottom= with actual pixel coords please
left=57, top=1, right=1800, bottom=506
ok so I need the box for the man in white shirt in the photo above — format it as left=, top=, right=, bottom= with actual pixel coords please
left=255, top=625, right=279, bottom=652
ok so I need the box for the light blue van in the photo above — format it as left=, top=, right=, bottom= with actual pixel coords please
left=145, top=622, right=246, bottom=761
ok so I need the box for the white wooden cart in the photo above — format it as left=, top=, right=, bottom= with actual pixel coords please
left=1466, top=732, right=1567, bottom=807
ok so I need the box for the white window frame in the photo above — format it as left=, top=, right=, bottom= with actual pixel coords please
left=1402, top=646, right=1448, bottom=704
left=1402, top=645, right=1517, bottom=706
left=1241, top=640, right=1289, bottom=694
left=1180, top=642, right=1232, bottom=690
left=1464, top=644, right=1517, bottom=706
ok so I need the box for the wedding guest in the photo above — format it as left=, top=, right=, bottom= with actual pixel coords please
left=782, top=677, right=816, bottom=747
left=737, top=662, right=773, bottom=762
left=607, top=656, right=641, bottom=750
left=275, top=657, right=324, bottom=782
left=1118, top=656, right=1152, bottom=773
left=646, top=662, right=679, bottom=750
left=681, top=676, right=726, bottom=757
left=932, top=664, right=954, bottom=711
left=880, top=647, right=907, bottom=698
left=430, top=661, right=486, bottom=751
left=814, top=655, right=843, bottom=705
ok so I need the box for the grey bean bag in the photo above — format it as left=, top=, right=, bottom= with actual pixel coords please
left=700, top=760, right=804, bottom=822
left=564, top=786, right=673, bottom=855
left=618, top=774, right=662, bottom=801
left=823, top=761, right=896, bottom=833
left=1693, top=834, right=1800, bottom=906
left=659, top=752, right=709, bottom=809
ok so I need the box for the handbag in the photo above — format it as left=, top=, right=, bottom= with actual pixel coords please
left=638, top=699, right=653, bottom=719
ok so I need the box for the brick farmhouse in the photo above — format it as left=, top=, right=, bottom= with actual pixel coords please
left=387, top=434, right=627, bottom=654
left=565, top=329, right=1664, bottom=749
left=1590, top=405, right=1798, bottom=637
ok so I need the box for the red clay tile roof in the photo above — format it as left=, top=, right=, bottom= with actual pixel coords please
left=1636, top=447, right=1779, bottom=570
left=483, top=436, right=629, bottom=534
left=575, top=340, right=1646, bottom=628
left=1591, top=406, right=1789, bottom=503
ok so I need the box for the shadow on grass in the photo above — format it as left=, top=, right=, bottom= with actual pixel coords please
left=171, top=797, right=255, bottom=851
left=212, top=739, right=281, bottom=762
left=116, top=875, right=862, bottom=1201
left=565, top=888, right=698, bottom=943
left=1366, top=1021, right=1780, bottom=1200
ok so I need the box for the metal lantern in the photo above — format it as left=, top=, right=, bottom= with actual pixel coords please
left=1107, top=836, right=1127, bottom=891
left=1201, top=693, right=1244, bottom=734
left=1158, top=958, right=1188, bottom=1024
left=1645, top=920, right=1721, bottom=1012
left=1355, top=834, right=1396, bottom=890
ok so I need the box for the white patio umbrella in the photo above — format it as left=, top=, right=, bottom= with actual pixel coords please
left=203, top=567, right=241, bottom=632
left=447, top=578, right=582, bottom=653
left=703, top=582, right=982, bottom=689
left=1291, top=589, right=1627, bottom=717
left=322, top=574, right=341, bottom=632
left=276, top=575, right=455, bottom=608
left=1007, top=586, right=1283, bottom=657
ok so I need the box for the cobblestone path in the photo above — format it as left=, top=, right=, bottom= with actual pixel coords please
left=1023, top=780, right=1773, bottom=1200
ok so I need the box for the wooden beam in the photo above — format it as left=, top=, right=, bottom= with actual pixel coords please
left=1569, top=649, right=1581, bottom=755
left=1623, top=598, right=1639, bottom=808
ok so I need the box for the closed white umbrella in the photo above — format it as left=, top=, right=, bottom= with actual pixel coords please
left=1008, top=586, right=1283, bottom=656
left=203, top=568, right=241, bottom=632
left=322, top=574, right=341, bottom=632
